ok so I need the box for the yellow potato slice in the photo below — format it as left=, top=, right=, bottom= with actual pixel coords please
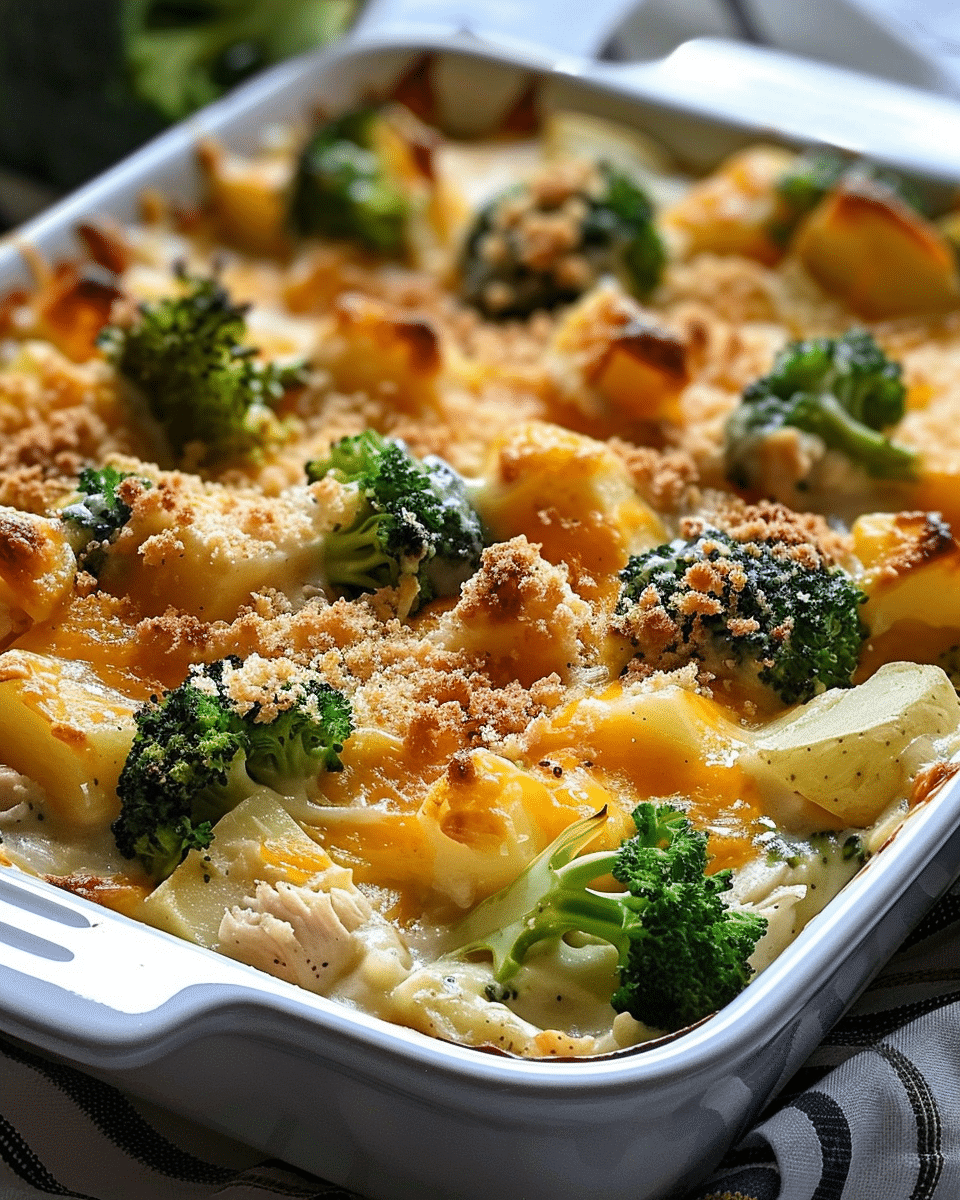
left=0, top=649, right=137, bottom=829
left=747, top=661, right=960, bottom=827
left=141, top=790, right=344, bottom=948
left=661, top=145, right=795, bottom=264
left=0, top=508, right=75, bottom=642
left=794, top=183, right=960, bottom=319
left=852, top=510, right=960, bottom=637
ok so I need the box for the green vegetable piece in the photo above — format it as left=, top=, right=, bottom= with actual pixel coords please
left=306, top=430, right=485, bottom=608
left=616, top=528, right=868, bottom=706
left=99, top=272, right=306, bottom=465
left=112, top=657, right=353, bottom=880
left=124, top=0, right=355, bottom=121
left=288, top=107, right=410, bottom=255
left=0, top=0, right=354, bottom=190
left=245, top=677, right=353, bottom=795
left=61, top=465, right=151, bottom=576
left=449, top=803, right=766, bottom=1033
left=724, top=328, right=917, bottom=489
left=460, top=161, right=665, bottom=318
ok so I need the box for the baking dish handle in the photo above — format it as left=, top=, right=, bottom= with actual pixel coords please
left=351, top=0, right=642, bottom=60
left=0, top=870, right=289, bottom=1067
left=586, top=36, right=960, bottom=182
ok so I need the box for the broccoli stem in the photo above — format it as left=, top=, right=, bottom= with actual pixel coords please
left=801, top=392, right=918, bottom=479
left=499, top=850, right=635, bottom=980
left=322, top=512, right=398, bottom=593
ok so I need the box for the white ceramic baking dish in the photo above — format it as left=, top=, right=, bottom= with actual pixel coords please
left=5, top=20, right=960, bottom=1200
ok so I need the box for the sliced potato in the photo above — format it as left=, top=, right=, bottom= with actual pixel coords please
left=551, top=283, right=688, bottom=423
left=793, top=182, right=960, bottom=319
left=0, top=649, right=137, bottom=829
left=197, top=139, right=293, bottom=258
left=475, top=421, right=665, bottom=600
left=141, top=790, right=346, bottom=947
left=98, top=477, right=341, bottom=622
left=852, top=510, right=960, bottom=637
left=746, top=661, right=960, bottom=826
left=661, top=145, right=795, bottom=264
left=316, top=292, right=442, bottom=414
left=0, top=508, right=76, bottom=643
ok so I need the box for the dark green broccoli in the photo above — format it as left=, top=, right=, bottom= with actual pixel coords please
left=99, top=272, right=306, bottom=465
left=60, top=464, right=151, bottom=576
left=288, top=107, right=410, bottom=255
left=616, top=527, right=867, bottom=706
left=306, top=430, right=485, bottom=608
left=460, top=161, right=665, bottom=318
left=112, top=657, right=353, bottom=880
left=0, top=0, right=354, bottom=191
left=724, top=329, right=917, bottom=491
left=450, top=803, right=766, bottom=1033
left=124, top=0, right=356, bottom=122
left=774, top=147, right=931, bottom=245
left=936, top=643, right=960, bottom=693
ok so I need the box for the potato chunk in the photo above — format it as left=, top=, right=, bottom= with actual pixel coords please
left=794, top=183, right=960, bottom=319
left=551, top=284, right=689, bottom=423
left=852, top=510, right=960, bottom=637
left=0, top=649, right=137, bottom=829
left=316, top=293, right=442, bottom=414
left=141, top=790, right=343, bottom=947
left=661, top=145, right=796, bottom=264
left=98, top=474, right=343, bottom=621
left=475, top=421, right=665, bottom=599
left=0, top=508, right=76, bottom=643
left=746, top=662, right=960, bottom=826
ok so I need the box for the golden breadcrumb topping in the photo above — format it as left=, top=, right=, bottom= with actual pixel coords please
left=2, top=100, right=960, bottom=1061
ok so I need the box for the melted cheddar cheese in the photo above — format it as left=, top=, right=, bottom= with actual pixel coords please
left=1, top=94, right=960, bottom=1059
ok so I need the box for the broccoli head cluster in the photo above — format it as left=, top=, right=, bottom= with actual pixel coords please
left=112, top=657, right=353, bottom=881
left=616, top=525, right=867, bottom=706
left=60, top=464, right=150, bottom=576
left=460, top=160, right=665, bottom=318
left=288, top=107, right=410, bottom=255
left=99, top=272, right=306, bottom=465
left=450, top=802, right=766, bottom=1033
left=724, top=328, right=917, bottom=492
left=306, top=430, right=485, bottom=608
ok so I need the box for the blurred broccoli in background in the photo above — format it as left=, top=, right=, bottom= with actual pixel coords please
left=289, top=107, right=411, bottom=254
left=100, top=271, right=307, bottom=465
left=0, top=0, right=355, bottom=191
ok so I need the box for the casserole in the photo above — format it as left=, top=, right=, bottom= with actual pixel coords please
left=4, top=20, right=960, bottom=1200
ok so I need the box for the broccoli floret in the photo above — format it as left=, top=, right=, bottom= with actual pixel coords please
left=450, top=803, right=766, bottom=1033
left=616, top=527, right=867, bottom=706
left=123, top=0, right=355, bottom=123
left=60, top=464, right=150, bottom=576
left=99, top=272, right=306, bottom=465
left=724, top=329, right=917, bottom=490
left=460, top=161, right=665, bottom=318
left=774, top=147, right=930, bottom=244
left=288, top=107, right=410, bottom=255
left=112, top=657, right=353, bottom=880
left=306, top=430, right=485, bottom=608
left=244, top=677, right=354, bottom=794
